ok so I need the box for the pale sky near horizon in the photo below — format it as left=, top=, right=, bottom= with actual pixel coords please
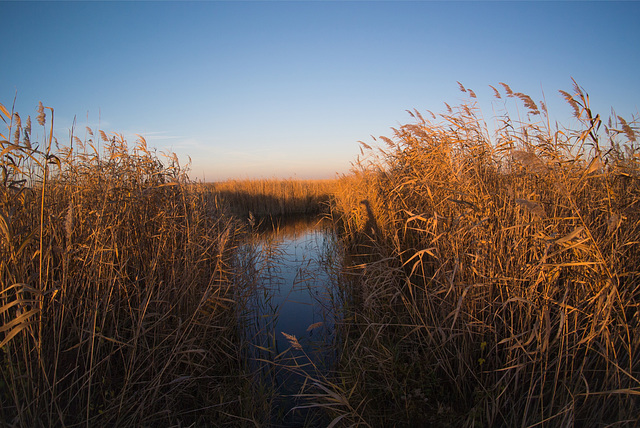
left=2, top=1, right=639, bottom=181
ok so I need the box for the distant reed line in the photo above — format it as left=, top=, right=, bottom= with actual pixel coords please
left=208, top=178, right=338, bottom=218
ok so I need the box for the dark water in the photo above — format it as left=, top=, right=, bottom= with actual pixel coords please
left=235, top=215, right=342, bottom=426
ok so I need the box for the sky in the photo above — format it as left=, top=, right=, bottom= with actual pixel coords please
left=2, top=1, right=639, bottom=182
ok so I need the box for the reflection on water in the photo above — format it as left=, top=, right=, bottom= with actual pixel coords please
left=235, top=215, right=342, bottom=426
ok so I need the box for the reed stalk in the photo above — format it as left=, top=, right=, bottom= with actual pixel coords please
left=328, top=81, right=640, bottom=426
left=0, top=103, right=257, bottom=426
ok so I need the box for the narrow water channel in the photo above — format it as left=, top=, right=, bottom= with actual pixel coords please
left=235, top=215, right=343, bottom=426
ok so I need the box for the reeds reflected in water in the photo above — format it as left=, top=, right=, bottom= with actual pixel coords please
left=234, top=215, right=344, bottom=426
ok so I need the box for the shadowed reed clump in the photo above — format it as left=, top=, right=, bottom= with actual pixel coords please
left=328, top=80, right=640, bottom=426
left=0, top=104, right=249, bottom=426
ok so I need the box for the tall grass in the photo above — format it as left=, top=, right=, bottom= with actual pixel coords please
left=0, top=104, right=254, bottom=426
left=210, top=178, right=337, bottom=219
left=328, top=81, right=640, bottom=426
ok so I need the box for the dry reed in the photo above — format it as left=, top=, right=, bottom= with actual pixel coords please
left=210, top=178, right=337, bottom=219
left=0, top=103, right=257, bottom=426
left=328, top=81, right=640, bottom=426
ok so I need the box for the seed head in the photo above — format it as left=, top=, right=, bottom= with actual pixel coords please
left=12, top=113, right=21, bottom=144
left=37, top=101, right=46, bottom=126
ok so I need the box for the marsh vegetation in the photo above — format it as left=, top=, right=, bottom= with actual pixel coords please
left=1, top=80, right=638, bottom=427
left=0, top=106, right=244, bottom=426
left=327, top=81, right=640, bottom=427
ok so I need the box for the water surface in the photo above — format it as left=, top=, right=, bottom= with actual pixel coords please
left=236, top=215, right=342, bottom=425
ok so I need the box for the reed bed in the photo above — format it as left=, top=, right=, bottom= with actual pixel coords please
left=3, top=81, right=637, bottom=427
left=0, top=104, right=256, bottom=426
left=210, top=178, right=337, bottom=219
left=328, top=81, right=640, bottom=426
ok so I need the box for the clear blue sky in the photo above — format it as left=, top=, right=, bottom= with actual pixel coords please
left=2, top=1, right=639, bottom=181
